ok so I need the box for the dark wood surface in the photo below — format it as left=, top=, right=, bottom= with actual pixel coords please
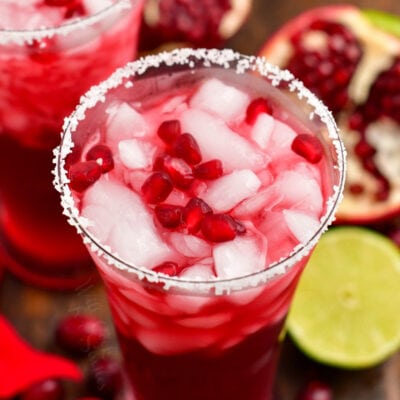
left=2, top=0, right=400, bottom=398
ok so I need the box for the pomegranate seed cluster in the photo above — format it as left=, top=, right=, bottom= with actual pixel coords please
left=67, top=78, right=326, bottom=279
left=287, top=19, right=362, bottom=113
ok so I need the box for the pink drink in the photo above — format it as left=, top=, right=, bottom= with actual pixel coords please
left=54, top=49, right=345, bottom=399
left=0, top=0, right=144, bottom=289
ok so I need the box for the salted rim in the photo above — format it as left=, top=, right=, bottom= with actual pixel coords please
left=0, top=0, right=135, bottom=45
left=53, top=48, right=346, bottom=295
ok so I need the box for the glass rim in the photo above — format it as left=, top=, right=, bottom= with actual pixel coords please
left=0, top=0, right=135, bottom=44
left=54, top=48, right=346, bottom=294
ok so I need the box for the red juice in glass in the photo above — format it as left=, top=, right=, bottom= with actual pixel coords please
left=0, top=0, right=144, bottom=289
left=54, top=49, right=345, bottom=399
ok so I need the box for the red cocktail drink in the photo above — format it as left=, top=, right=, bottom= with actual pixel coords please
left=54, top=49, right=345, bottom=398
left=0, top=0, right=144, bottom=289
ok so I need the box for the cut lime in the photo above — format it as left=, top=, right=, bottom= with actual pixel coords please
left=287, top=226, right=400, bottom=369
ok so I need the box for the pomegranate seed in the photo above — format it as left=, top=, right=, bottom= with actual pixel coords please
left=157, top=120, right=181, bottom=145
left=44, top=0, right=76, bottom=5
left=87, top=356, right=123, bottom=399
left=388, top=227, right=400, bottom=247
left=245, top=97, right=273, bottom=124
left=27, top=38, right=58, bottom=63
left=297, top=380, right=332, bottom=400
left=155, top=204, right=183, bottom=228
left=141, top=172, right=173, bottom=204
left=375, top=177, right=390, bottom=202
left=193, top=159, right=223, bottom=180
left=21, top=379, right=64, bottom=400
left=182, top=198, right=213, bottom=233
left=86, top=144, right=114, bottom=173
left=68, top=160, right=102, bottom=192
left=155, top=154, right=194, bottom=189
left=172, top=133, right=202, bottom=165
left=64, top=3, right=85, bottom=18
left=291, top=134, right=323, bottom=164
left=55, top=314, right=106, bottom=355
left=153, top=261, right=179, bottom=276
left=354, top=139, right=376, bottom=159
left=201, top=214, right=238, bottom=242
left=348, top=183, right=364, bottom=195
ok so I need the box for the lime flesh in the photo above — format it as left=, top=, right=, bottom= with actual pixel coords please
left=287, top=227, right=400, bottom=369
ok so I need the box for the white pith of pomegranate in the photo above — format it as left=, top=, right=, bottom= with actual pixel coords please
left=259, top=5, right=400, bottom=224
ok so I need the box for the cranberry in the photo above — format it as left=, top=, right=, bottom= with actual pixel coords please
left=86, top=144, right=114, bottom=173
left=297, top=380, right=332, bottom=400
left=21, top=379, right=64, bottom=400
left=155, top=204, right=183, bottom=229
left=55, top=314, right=106, bottom=355
left=172, top=133, right=202, bottom=165
left=201, top=214, right=239, bottom=242
left=87, top=356, right=123, bottom=399
left=141, top=172, right=173, bottom=204
left=157, top=120, right=181, bottom=145
left=193, top=159, right=223, bottom=180
left=182, top=198, right=213, bottom=234
left=153, top=261, right=180, bottom=276
left=245, top=97, right=273, bottom=124
left=68, top=160, right=102, bottom=192
left=291, top=134, right=323, bottom=164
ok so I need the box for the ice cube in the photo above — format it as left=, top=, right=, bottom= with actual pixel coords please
left=269, top=170, right=323, bottom=216
left=82, top=0, right=113, bottom=15
left=190, top=78, right=250, bottom=122
left=179, top=263, right=215, bottom=281
left=258, top=211, right=298, bottom=264
left=83, top=176, right=173, bottom=268
left=270, top=119, right=297, bottom=151
left=213, top=235, right=266, bottom=279
left=161, top=95, right=188, bottom=114
left=118, top=139, right=155, bottom=170
left=251, top=113, right=275, bottom=149
left=125, top=170, right=149, bottom=193
left=106, top=102, right=149, bottom=150
left=81, top=204, right=113, bottom=242
left=169, top=233, right=211, bottom=258
left=180, top=109, right=267, bottom=172
left=202, top=169, right=262, bottom=212
left=283, top=209, right=320, bottom=244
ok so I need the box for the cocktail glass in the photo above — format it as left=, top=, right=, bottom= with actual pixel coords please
left=54, top=49, right=345, bottom=399
left=0, top=0, right=144, bottom=289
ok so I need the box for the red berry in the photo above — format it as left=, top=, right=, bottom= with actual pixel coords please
left=86, top=144, right=114, bottom=173
left=68, top=160, right=102, bottom=192
left=172, top=133, right=202, bottom=165
left=153, top=261, right=179, bottom=276
left=21, top=379, right=64, bottom=400
left=87, top=356, right=123, bottom=399
left=193, top=159, right=223, bottom=180
left=157, top=120, right=181, bottom=145
left=155, top=204, right=183, bottom=228
left=141, top=172, right=173, bottom=204
left=291, top=134, right=324, bottom=164
left=297, top=380, right=332, bottom=400
left=201, top=214, right=238, bottom=242
left=245, top=97, right=273, bottom=124
left=182, top=198, right=213, bottom=234
left=55, top=314, right=106, bottom=355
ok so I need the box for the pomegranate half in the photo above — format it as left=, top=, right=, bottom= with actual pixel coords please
left=259, top=5, right=400, bottom=224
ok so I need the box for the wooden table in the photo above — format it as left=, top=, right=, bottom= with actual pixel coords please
left=2, top=0, right=400, bottom=398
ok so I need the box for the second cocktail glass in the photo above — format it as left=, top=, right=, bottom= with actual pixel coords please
left=0, top=0, right=144, bottom=289
left=54, top=49, right=345, bottom=399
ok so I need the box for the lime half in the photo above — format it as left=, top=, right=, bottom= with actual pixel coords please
left=287, top=227, right=400, bottom=369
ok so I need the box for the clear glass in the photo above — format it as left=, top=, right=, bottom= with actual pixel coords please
left=0, top=0, right=144, bottom=290
left=54, top=48, right=345, bottom=399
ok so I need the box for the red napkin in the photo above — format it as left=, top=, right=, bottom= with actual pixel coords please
left=0, top=315, right=82, bottom=397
